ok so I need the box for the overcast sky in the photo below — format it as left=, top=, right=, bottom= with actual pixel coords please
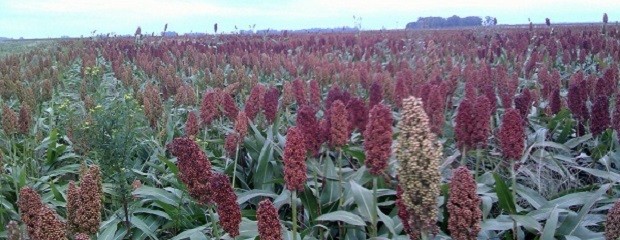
left=1, top=0, right=619, bottom=38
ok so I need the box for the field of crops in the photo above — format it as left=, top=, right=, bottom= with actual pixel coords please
left=1, top=25, right=620, bottom=240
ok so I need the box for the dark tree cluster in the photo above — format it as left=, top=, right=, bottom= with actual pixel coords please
left=406, top=15, right=483, bottom=29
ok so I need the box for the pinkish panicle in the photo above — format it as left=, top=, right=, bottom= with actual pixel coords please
left=263, top=87, right=280, bottom=124
left=308, top=80, right=321, bottom=109
left=283, top=127, right=307, bottom=191
left=448, top=167, right=482, bottom=240
left=245, top=84, right=266, bottom=121
left=499, top=108, right=525, bottom=163
left=346, top=97, right=369, bottom=135
left=166, top=137, right=213, bottom=204
left=364, top=104, right=393, bottom=175
left=200, top=89, right=221, bottom=126
left=221, top=92, right=239, bottom=120
left=590, top=96, right=610, bottom=136
left=296, top=105, right=321, bottom=155
left=329, top=100, right=349, bottom=148
left=369, top=81, right=383, bottom=108
left=292, top=78, right=307, bottom=106
left=257, top=199, right=282, bottom=240
left=514, top=88, right=532, bottom=121
left=185, top=111, right=199, bottom=138
left=210, top=173, right=241, bottom=237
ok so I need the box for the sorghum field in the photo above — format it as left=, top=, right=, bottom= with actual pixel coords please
left=1, top=25, right=620, bottom=240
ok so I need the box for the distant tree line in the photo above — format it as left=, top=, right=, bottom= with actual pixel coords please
left=406, top=15, right=485, bottom=29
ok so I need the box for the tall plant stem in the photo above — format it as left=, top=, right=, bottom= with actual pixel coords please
left=292, top=190, right=298, bottom=240
left=475, top=148, right=481, bottom=178
left=209, top=206, right=220, bottom=238
left=337, top=149, right=344, bottom=207
left=232, top=143, right=239, bottom=188
left=460, top=146, right=467, bottom=166
left=317, top=153, right=325, bottom=239
left=421, top=230, right=429, bottom=240
left=371, top=176, right=379, bottom=238
left=511, top=160, right=518, bottom=240
left=337, top=149, right=346, bottom=239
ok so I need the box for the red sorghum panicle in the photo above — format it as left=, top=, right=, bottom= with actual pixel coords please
left=308, top=80, right=321, bottom=109
left=18, top=187, right=67, bottom=240
left=325, top=85, right=344, bottom=111
left=221, top=92, right=239, bottom=120
left=598, top=66, right=618, bottom=97
left=143, top=84, right=163, bottom=128
left=200, top=89, right=221, bottom=126
left=67, top=166, right=102, bottom=235
left=2, top=104, right=18, bottom=135
left=296, top=105, right=321, bottom=155
left=455, top=97, right=475, bottom=150
left=498, top=74, right=518, bottom=108
left=369, top=81, right=383, bottom=108
left=18, top=187, right=45, bottom=239
left=36, top=204, right=67, bottom=240
left=292, top=78, right=307, bottom=106
left=499, top=108, right=525, bottom=164
left=605, top=199, right=620, bottom=240
left=166, top=137, right=213, bottom=204
left=245, top=84, right=265, bottom=121
left=225, top=133, right=240, bottom=156
left=514, top=88, right=531, bottom=121
left=66, top=181, right=79, bottom=232
left=396, top=97, right=442, bottom=239
left=234, top=111, right=249, bottom=139
left=471, top=96, right=492, bottom=148
left=329, top=100, right=349, bottom=148
left=590, top=95, right=610, bottom=136
left=210, top=173, right=241, bottom=237
left=364, top=103, right=393, bottom=175
left=74, top=233, right=90, bottom=240
left=175, top=84, right=197, bottom=106
left=426, top=84, right=445, bottom=135
left=18, top=103, right=31, bottom=134
left=549, top=89, right=562, bottom=115
left=185, top=111, right=199, bottom=138
left=448, top=167, right=482, bottom=240
left=282, top=81, right=295, bottom=107
left=283, top=127, right=307, bottom=191
left=568, top=81, right=588, bottom=121
left=613, top=97, right=620, bottom=133
left=263, top=87, right=280, bottom=124
left=346, top=97, right=368, bottom=135
left=77, top=166, right=101, bottom=235
left=318, top=118, right=330, bottom=145
left=257, top=199, right=282, bottom=240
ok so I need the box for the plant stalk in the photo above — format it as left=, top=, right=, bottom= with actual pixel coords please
left=371, top=176, right=379, bottom=238
left=292, top=190, right=298, bottom=240
left=232, top=142, right=239, bottom=188
left=511, top=160, right=518, bottom=240
left=460, top=146, right=467, bottom=166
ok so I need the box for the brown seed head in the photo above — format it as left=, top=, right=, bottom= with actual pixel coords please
left=448, top=167, right=482, bottom=240
left=257, top=199, right=282, bottom=240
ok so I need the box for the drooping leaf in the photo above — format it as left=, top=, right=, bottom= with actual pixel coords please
left=316, top=211, right=366, bottom=226
left=541, top=205, right=560, bottom=240
left=349, top=180, right=373, bottom=222
left=493, top=173, right=516, bottom=214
